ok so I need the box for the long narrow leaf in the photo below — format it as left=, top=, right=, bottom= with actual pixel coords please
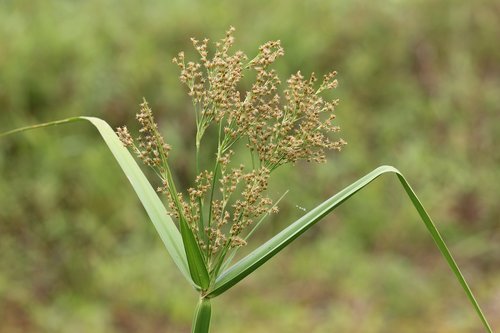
left=208, top=165, right=492, bottom=332
left=179, top=216, right=210, bottom=290
left=1, top=117, right=194, bottom=287
left=85, top=117, right=208, bottom=289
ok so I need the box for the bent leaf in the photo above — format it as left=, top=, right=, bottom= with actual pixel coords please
left=209, top=165, right=492, bottom=333
left=1, top=117, right=194, bottom=287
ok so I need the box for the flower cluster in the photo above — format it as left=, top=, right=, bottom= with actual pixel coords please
left=118, top=27, right=345, bottom=270
left=117, top=100, right=171, bottom=170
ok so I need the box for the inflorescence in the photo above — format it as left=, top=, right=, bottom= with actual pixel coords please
left=117, top=27, right=346, bottom=271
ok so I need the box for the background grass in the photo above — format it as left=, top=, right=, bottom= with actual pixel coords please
left=1, top=0, right=499, bottom=332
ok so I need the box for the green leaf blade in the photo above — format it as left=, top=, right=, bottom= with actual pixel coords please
left=395, top=173, right=492, bottom=332
left=2, top=117, right=194, bottom=287
left=80, top=117, right=194, bottom=285
left=179, top=216, right=210, bottom=290
left=210, top=166, right=392, bottom=296
left=81, top=117, right=209, bottom=290
left=208, top=165, right=492, bottom=333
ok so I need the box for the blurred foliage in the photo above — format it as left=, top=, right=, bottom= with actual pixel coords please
left=1, top=0, right=499, bottom=332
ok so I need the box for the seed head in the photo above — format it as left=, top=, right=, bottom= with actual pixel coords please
left=119, top=28, right=346, bottom=262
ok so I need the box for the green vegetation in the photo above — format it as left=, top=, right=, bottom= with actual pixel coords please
left=1, top=1, right=499, bottom=332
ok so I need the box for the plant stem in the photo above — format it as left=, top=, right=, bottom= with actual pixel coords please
left=192, top=297, right=212, bottom=333
left=206, top=158, right=220, bottom=262
left=206, top=120, right=224, bottom=261
left=196, top=140, right=208, bottom=250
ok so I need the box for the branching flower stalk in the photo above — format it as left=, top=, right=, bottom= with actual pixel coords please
left=117, top=27, right=346, bottom=287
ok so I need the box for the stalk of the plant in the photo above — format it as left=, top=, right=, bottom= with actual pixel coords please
left=192, top=297, right=212, bottom=333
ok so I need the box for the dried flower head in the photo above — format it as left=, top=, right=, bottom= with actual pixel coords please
left=119, top=28, right=345, bottom=271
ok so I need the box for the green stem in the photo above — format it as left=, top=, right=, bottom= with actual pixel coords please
left=210, top=241, right=231, bottom=283
left=196, top=140, right=208, bottom=250
left=192, top=297, right=212, bottom=333
left=206, top=159, right=220, bottom=261
left=196, top=140, right=201, bottom=176
left=206, top=120, right=225, bottom=261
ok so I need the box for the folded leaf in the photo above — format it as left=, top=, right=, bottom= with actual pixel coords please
left=179, top=215, right=210, bottom=290
left=208, top=165, right=492, bottom=333
left=1, top=117, right=194, bottom=287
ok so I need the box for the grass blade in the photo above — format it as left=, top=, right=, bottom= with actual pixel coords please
left=208, top=165, right=492, bottom=332
left=179, top=215, right=210, bottom=290
left=1, top=117, right=194, bottom=287
left=85, top=117, right=209, bottom=290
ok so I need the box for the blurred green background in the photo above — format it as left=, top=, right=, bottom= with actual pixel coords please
left=1, top=0, right=499, bottom=332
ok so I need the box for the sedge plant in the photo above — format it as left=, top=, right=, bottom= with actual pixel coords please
left=0, top=28, right=493, bottom=332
